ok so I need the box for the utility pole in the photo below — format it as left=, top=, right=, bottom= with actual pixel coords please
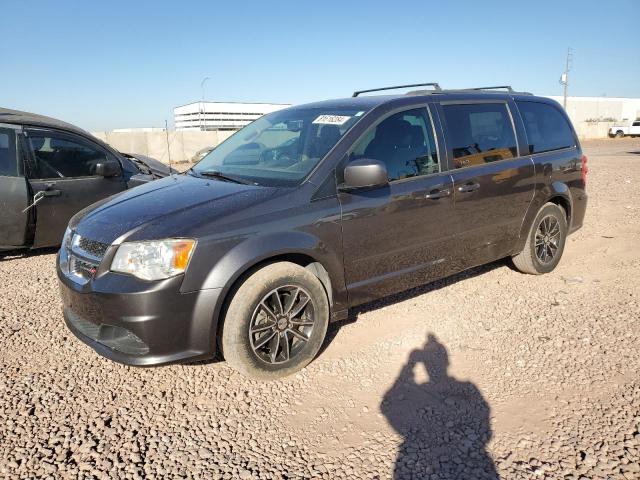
left=200, top=77, right=211, bottom=131
left=559, top=48, right=573, bottom=110
left=165, top=119, right=172, bottom=173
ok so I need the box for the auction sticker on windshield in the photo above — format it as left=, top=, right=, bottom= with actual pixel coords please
left=312, top=115, right=351, bottom=125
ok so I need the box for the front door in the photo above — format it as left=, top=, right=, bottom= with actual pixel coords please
left=24, top=128, right=126, bottom=248
left=437, top=101, right=535, bottom=268
left=0, top=125, right=30, bottom=248
left=339, top=107, right=455, bottom=306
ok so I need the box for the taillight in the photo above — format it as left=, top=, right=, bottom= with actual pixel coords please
left=581, top=154, right=588, bottom=186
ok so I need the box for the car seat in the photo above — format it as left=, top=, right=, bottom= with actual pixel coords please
left=365, top=118, right=414, bottom=180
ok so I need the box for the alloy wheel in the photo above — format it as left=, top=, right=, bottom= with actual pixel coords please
left=249, top=285, right=315, bottom=365
left=535, top=214, right=561, bottom=264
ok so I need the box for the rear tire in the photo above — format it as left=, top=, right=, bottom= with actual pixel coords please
left=512, top=202, right=568, bottom=275
left=615, top=130, right=625, bottom=138
left=221, top=262, right=329, bottom=380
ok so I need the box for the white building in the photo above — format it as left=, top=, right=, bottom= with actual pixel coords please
left=545, top=96, right=640, bottom=123
left=174, top=102, right=291, bottom=131
left=111, top=127, right=166, bottom=133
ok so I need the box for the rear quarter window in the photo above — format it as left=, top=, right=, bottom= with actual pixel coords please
left=442, top=103, right=518, bottom=169
left=516, top=101, right=576, bottom=154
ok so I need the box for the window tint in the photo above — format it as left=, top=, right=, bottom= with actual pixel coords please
left=443, top=103, right=517, bottom=169
left=0, top=129, right=19, bottom=177
left=350, top=108, right=438, bottom=181
left=516, top=101, right=575, bottom=154
left=27, top=132, right=110, bottom=179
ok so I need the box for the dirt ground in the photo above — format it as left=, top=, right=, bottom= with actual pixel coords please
left=1, top=139, right=639, bottom=479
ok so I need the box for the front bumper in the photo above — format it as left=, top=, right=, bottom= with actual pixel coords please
left=58, top=256, right=222, bottom=366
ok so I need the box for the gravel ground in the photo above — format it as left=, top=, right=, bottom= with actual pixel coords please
left=1, top=139, right=639, bottom=479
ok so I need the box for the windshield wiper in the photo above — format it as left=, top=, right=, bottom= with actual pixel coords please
left=198, top=170, right=254, bottom=185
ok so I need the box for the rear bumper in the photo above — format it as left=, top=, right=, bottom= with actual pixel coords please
left=569, top=191, right=588, bottom=234
left=58, top=260, right=221, bottom=366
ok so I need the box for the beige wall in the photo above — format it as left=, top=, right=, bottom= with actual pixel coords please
left=547, top=96, right=640, bottom=124
left=91, top=130, right=235, bottom=164
left=573, top=121, right=618, bottom=140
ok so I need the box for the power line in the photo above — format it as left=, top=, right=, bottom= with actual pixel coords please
left=559, top=47, right=573, bottom=109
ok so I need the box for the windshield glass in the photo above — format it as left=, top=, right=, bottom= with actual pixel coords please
left=191, top=107, right=369, bottom=187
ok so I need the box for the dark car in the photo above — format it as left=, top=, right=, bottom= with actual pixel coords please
left=0, top=108, right=172, bottom=251
left=57, top=84, right=588, bottom=379
left=190, top=146, right=216, bottom=163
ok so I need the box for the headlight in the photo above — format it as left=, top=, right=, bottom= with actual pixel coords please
left=110, top=239, right=196, bottom=281
left=62, top=226, right=74, bottom=251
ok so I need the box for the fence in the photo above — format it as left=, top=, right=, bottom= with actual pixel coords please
left=93, top=122, right=620, bottom=166
left=91, top=130, right=235, bottom=164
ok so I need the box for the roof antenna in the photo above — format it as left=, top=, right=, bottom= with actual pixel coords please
left=164, top=119, right=173, bottom=174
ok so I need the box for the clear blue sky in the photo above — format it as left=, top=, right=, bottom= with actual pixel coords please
left=1, top=0, right=638, bottom=131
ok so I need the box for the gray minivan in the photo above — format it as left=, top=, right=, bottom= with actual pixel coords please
left=57, top=85, right=588, bottom=379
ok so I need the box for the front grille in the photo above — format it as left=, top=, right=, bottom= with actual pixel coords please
left=66, top=310, right=149, bottom=355
left=77, top=237, right=109, bottom=259
left=70, top=257, right=98, bottom=281
left=66, top=234, right=109, bottom=285
left=67, top=310, right=101, bottom=340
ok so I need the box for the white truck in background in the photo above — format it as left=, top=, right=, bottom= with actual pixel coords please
left=609, top=120, right=640, bottom=138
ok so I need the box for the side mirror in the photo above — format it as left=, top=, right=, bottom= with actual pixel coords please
left=95, top=160, right=120, bottom=177
left=341, top=158, right=388, bottom=190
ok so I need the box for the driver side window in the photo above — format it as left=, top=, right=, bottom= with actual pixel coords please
left=349, top=108, right=439, bottom=182
left=0, top=128, right=19, bottom=177
left=26, top=131, right=110, bottom=179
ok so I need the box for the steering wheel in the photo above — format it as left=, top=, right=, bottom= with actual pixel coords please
left=277, top=154, right=291, bottom=165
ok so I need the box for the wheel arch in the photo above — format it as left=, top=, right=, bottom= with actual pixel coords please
left=195, top=232, right=346, bottom=355
left=224, top=253, right=334, bottom=306
left=547, top=193, right=571, bottom=223
left=212, top=252, right=337, bottom=358
left=514, top=183, right=573, bottom=254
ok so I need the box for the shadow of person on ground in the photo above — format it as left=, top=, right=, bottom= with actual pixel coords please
left=381, top=334, right=498, bottom=480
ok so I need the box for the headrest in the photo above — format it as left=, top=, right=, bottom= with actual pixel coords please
left=30, top=136, right=45, bottom=151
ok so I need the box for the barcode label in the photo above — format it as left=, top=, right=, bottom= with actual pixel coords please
left=312, top=115, right=351, bottom=125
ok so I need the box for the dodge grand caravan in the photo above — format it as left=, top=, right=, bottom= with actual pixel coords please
left=57, top=84, right=587, bottom=379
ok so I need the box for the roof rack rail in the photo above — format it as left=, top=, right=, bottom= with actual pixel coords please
left=469, top=85, right=514, bottom=92
left=352, top=83, right=441, bottom=97
left=463, top=85, right=533, bottom=95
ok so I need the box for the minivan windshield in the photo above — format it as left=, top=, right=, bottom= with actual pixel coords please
left=191, top=107, right=369, bottom=187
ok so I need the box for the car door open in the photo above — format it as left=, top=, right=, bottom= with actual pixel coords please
left=0, top=125, right=30, bottom=249
left=25, top=129, right=126, bottom=248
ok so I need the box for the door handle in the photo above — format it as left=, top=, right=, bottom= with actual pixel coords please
left=21, top=189, right=61, bottom=213
left=22, top=191, right=46, bottom=213
left=457, top=182, right=480, bottom=193
left=425, top=188, right=451, bottom=200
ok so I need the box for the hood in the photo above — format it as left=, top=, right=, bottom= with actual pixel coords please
left=123, top=153, right=176, bottom=176
left=71, top=174, right=278, bottom=244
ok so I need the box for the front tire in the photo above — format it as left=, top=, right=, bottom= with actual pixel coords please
left=512, top=202, right=568, bottom=275
left=221, top=262, right=329, bottom=380
left=615, top=130, right=625, bottom=138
